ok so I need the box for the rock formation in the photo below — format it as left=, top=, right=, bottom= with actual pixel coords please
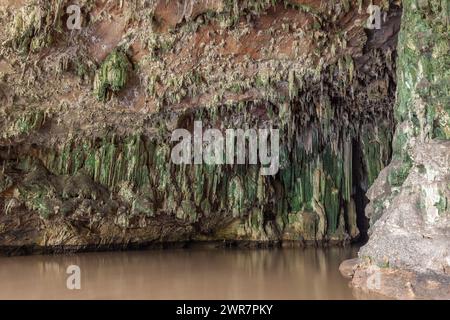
left=347, top=0, right=450, bottom=299
left=0, top=1, right=399, bottom=253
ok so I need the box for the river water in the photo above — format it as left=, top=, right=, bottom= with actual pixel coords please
left=0, top=246, right=363, bottom=299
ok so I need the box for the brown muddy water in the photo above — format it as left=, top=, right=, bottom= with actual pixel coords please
left=0, top=246, right=366, bottom=300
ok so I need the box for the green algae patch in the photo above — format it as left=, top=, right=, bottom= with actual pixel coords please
left=388, top=158, right=412, bottom=187
left=1, top=110, right=49, bottom=140
left=434, top=192, right=448, bottom=215
left=395, top=0, right=450, bottom=141
left=93, top=50, right=131, bottom=101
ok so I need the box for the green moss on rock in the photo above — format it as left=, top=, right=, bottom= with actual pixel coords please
left=94, top=50, right=131, bottom=101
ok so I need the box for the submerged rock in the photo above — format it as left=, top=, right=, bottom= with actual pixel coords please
left=339, top=257, right=359, bottom=279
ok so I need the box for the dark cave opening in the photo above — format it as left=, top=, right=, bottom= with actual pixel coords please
left=352, top=139, right=370, bottom=244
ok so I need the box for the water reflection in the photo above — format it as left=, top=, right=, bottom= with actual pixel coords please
left=0, top=247, right=361, bottom=299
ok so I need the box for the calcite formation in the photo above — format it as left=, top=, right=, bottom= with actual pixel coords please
left=0, top=0, right=401, bottom=253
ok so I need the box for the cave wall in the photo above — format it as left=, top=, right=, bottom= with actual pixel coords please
left=0, top=0, right=400, bottom=252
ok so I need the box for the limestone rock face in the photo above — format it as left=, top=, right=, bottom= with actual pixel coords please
left=351, top=0, right=450, bottom=299
left=361, top=140, right=450, bottom=275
